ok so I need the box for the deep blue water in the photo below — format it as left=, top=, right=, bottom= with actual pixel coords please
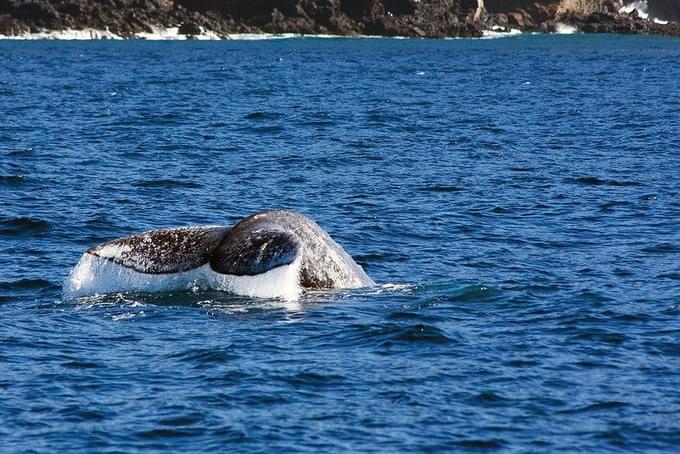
left=1, top=34, right=680, bottom=451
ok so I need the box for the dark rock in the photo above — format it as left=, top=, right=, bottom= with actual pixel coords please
left=0, top=13, right=26, bottom=35
left=560, top=9, right=680, bottom=37
left=0, top=0, right=678, bottom=38
left=14, top=1, right=59, bottom=28
left=0, top=0, right=13, bottom=14
left=178, top=20, right=201, bottom=35
left=649, top=0, right=680, bottom=23
left=507, top=11, right=531, bottom=28
left=340, top=0, right=384, bottom=21
left=56, top=2, right=82, bottom=17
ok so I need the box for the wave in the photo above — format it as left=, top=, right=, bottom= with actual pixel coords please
left=481, top=27, right=522, bottom=39
left=559, top=401, right=629, bottom=414
left=0, top=27, right=525, bottom=42
left=0, top=278, right=57, bottom=291
left=0, top=175, right=26, bottom=187
left=309, top=322, right=458, bottom=349
left=136, top=27, right=221, bottom=41
left=641, top=243, right=680, bottom=254
left=469, top=391, right=509, bottom=406
left=0, top=28, right=122, bottom=40
left=0, top=216, right=52, bottom=237
left=417, top=185, right=462, bottom=193
left=275, top=371, right=345, bottom=388
left=455, top=439, right=506, bottom=449
left=244, top=111, right=285, bottom=121
left=237, top=125, right=285, bottom=134
left=446, top=284, right=502, bottom=303
left=554, top=22, right=578, bottom=34
left=619, top=1, right=669, bottom=24
left=0, top=28, right=388, bottom=41
left=619, top=1, right=650, bottom=20
left=166, top=347, right=238, bottom=365
left=384, top=323, right=455, bottom=345
left=0, top=26, right=219, bottom=41
left=132, top=179, right=203, bottom=189
left=569, top=176, right=643, bottom=187
left=224, top=33, right=395, bottom=40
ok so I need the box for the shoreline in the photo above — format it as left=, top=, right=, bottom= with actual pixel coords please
left=0, top=28, right=520, bottom=41
left=1, top=1, right=679, bottom=41
left=3, top=25, right=679, bottom=42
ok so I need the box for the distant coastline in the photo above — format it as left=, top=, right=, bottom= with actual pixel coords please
left=1, top=0, right=679, bottom=39
left=0, top=28, right=547, bottom=41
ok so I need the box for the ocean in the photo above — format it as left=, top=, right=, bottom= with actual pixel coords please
left=1, top=34, right=680, bottom=451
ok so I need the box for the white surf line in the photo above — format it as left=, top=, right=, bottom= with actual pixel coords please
left=1, top=27, right=526, bottom=41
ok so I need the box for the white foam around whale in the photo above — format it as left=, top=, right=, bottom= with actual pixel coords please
left=64, top=253, right=303, bottom=301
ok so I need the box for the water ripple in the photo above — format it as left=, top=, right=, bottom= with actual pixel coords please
left=132, top=179, right=203, bottom=189
left=0, top=174, right=26, bottom=187
left=1, top=36, right=680, bottom=452
left=0, top=216, right=52, bottom=237
left=569, top=176, right=644, bottom=187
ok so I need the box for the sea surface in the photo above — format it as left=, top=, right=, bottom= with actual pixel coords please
left=1, top=34, right=680, bottom=451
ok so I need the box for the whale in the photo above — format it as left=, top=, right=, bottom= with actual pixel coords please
left=64, top=210, right=374, bottom=300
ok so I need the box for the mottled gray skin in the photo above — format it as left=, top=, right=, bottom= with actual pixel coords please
left=87, top=210, right=374, bottom=290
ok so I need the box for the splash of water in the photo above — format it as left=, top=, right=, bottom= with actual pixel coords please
left=63, top=254, right=304, bottom=301
left=619, top=1, right=650, bottom=19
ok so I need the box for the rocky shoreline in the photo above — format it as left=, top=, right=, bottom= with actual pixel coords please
left=0, top=0, right=678, bottom=38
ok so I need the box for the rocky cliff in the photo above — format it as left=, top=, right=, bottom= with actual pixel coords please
left=0, top=0, right=678, bottom=38
left=484, top=0, right=680, bottom=35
